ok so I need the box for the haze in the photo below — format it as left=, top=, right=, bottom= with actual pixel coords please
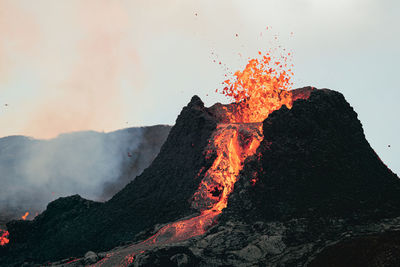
left=0, top=0, right=398, bottom=174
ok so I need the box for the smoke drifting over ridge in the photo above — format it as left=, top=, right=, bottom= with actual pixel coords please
left=0, top=125, right=170, bottom=222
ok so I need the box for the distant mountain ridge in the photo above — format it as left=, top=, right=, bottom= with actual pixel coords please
left=0, top=125, right=171, bottom=225
left=2, top=89, right=400, bottom=266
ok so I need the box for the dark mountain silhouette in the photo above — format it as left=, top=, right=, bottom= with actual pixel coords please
left=224, top=89, right=400, bottom=222
left=1, top=88, right=400, bottom=266
left=0, top=96, right=218, bottom=265
left=0, top=125, right=170, bottom=226
left=128, top=89, right=400, bottom=267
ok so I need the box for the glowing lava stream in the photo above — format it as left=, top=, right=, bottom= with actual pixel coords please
left=192, top=123, right=263, bottom=213
left=93, top=123, right=263, bottom=267
left=92, top=48, right=300, bottom=266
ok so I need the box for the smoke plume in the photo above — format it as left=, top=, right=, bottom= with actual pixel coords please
left=0, top=125, right=170, bottom=223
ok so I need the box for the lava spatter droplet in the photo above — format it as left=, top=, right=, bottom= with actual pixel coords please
left=93, top=50, right=310, bottom=266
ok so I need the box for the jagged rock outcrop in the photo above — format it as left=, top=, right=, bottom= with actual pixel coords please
left=224, top=89, right=400, bottom=222
left=2, top=89, right=400, bottom=267
left=125, top=89, right=400, bottom=266
left=0, top=96, right=217, bottom=265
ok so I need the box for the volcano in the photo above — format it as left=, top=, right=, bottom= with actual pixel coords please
left=1, top=86, right=400, bottom=266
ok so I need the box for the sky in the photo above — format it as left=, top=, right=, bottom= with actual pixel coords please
left=0, top=0, right=398, bottom=174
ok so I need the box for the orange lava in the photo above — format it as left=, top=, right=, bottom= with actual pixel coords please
left=21, top=212, right=29, bottom=220
left=0, top=229, right=9, bottom=246
left=192, top=123, right=263, bottom=213
left=95, top=50, right=300, bottom=266
left=130, top=50, right=301, bottom=249
left=218, top=50, right=294, bottom=123
left=142, top=123, right=263, bottom=244
left=96, top=124, right=263, bottom=267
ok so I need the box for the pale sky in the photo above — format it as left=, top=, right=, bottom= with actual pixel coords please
left=0, top=0, right=399, bottom=174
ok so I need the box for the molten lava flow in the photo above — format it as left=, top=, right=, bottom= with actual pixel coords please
left=192, top=123, right=263, bottom=213
left=93, top=50, right=311, bottom=266
left=94, top=123, right=263, bottom=267
left=0, top=229, right=9, bottom=246
left=142, top=123, right=263, bottom=244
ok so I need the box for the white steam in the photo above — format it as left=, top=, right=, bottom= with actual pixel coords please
left=0, top=128, right=145, bottom=220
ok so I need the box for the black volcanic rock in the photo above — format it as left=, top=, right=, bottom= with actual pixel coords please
left=223, top=89, right=400, bottom=222
left=0, top=96, right=218, bottom=265
left=122, top=89, right=400, bottom=267
left=101, top=125, right=172, bottom=199
left=133, top=246, right=200, bottom=267
left=309, top=231, right=400, bottom=267
left=98, top=95, right=217, bottom=246
left=2, top=89, right=400, bottom=267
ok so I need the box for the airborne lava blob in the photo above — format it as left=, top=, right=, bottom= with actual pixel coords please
left=21, top=212, right=29, bottom=220
left=218, top=50, right=295, bottom=123
left=147, top=47, right=298, bottom=240
left=2, top=48, right=307, bottom=265
left=188, top=49, right=297, bottom=229
left=95, top=49, right=305, bottom=266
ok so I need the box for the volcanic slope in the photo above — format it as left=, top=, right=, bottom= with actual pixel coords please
left=224, top=89, right=400, bottom=222
left=0, top=95, right=218, bottom=265
left=2, top=88, right=400, bottom=267
left=127, top=89, right=400, bottom=267
left=0, top=86, right=311, bottom=265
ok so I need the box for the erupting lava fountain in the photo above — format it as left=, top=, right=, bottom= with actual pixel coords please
left=95, top=50, right=314, bottom=266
